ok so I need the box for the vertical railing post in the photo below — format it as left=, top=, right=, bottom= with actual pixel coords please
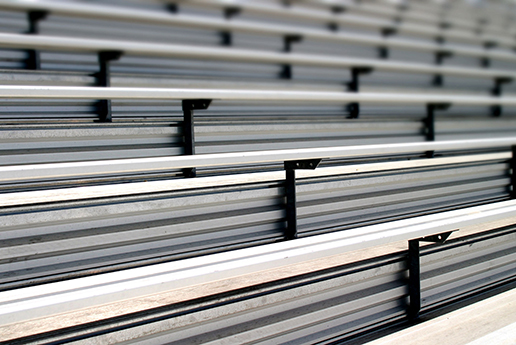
left=327, top=6, right=345, bottom=32
left=285, top=167, right=297, bottom=240
left=279, top=35, right=303, bottom=79
left=424, top=103, right=450, bottom=158
left=511, top=145, right=516, bottom=199
left=480, top=41, right=496, bottom=68
left=96, top=51, right=123, bottom=122
left=25, top=10, right=48, bottom=70
left=346, top=67, right=373, bottom=119
left=182, top=99, right=212, bottom=178
left=491, top=77, right=513, bottom=117
left=378, top=28, right=396, bottom=59
left=432, top=49, right=453, bottom=87
left=408, top=239, right=421, bottom=321
left=408, top=232, right=452, bottom=321
left=283, top=159, right=321, bottom=240
left=220, top=7, right=241, bottom=46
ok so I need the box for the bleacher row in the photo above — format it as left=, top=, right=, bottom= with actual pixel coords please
left=1, top=0, right=516, bottom=343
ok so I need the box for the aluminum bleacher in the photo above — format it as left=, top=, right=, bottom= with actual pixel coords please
left=0, top=0, right=515, bottom=343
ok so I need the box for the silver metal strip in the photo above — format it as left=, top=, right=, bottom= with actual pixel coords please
left=0, top=138, right=514, bottom=182
left=0, top=33, right=514, bottom=78
left=0, top=86, right=516, bottom=104
left=0, top=153, right=509, bottom=207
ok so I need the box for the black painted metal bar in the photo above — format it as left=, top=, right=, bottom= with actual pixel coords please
left=432, top=49, right=453, bottom=87
left=285, top=167, right=297, bottom=240
left=481, top=41, right=497, bottom=68
left=327, top=6, right=345, bottom=32
left=347, top=67, right=373, bottom=119
left=491, top=77, right=513, bottom=117
left=284, top=159, right=321, bottom=240
left=378, top=27, right=397, bottom=59
left=165, top=3, right=178, bottom=13
left=327, top=4, right=345, bottom=31
left=280, top=34, right=303, bottom=79
left=25, top=10, right=48, bottom=70
left=220, top=7, right=241, bottom=46
left=408, top=231, right=452, bottom=321
left=182, top=99, right=212, bottom=178
left=408, top=239, right=420, bottom=321
left=96, top=51, right=123, bottom=122
left=511, top=145, right=516, bottom=199
left=425, top=103, right=451, bottom=158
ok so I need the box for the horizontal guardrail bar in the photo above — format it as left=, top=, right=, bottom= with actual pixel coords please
left=1, top=138, right=515, bottom=183
left=0, top=2, right=513, bottom=62
left=1, top=199, right=515, bottom=326
left=1, top=152, right=508, bottom=207
left=0, top=33, right=514, bottom=79
left=1, top=86, right=516, bottom=104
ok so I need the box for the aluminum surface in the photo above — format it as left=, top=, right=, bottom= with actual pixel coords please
left=1, top=152, right=508, bottom=207
left=1, top=200, right=515, bottom=326
left=0, top=33, right=514, bottom=78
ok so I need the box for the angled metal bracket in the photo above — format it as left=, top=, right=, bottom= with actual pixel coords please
left=25, top=10, right=48, bottom=70
left=347, top=67, right=373, bottom=119
left=491, top=77, right=513, bottom=117
left=280, top=35, right=303, bottom=79
left=424, top=103, right=451, bottom=157
left=418, top=231, right=453, bottom=243
left=182, top=99, right=212, bottom=178
left=95, top=50, right=123, bottom=122
left=284, top=159, right=322, bottom=240
left=408, top=230, right=456, bottom=321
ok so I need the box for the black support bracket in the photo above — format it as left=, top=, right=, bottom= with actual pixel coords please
left=408, top=231, right=454, bottom=321
left=346, top=67, right=373, bottom=119
left=439, top=22, right=452, bottom=30
left=220, top=7, right=241, bottom=46
left=25, top=10, right=48, bottom=70
left=424, top=103, right=450, bottom=157
left=378, top=27, right=397, bottom=59
left=182, top=99, right=212, bottom=178
left=480, top=41, right=497, bottom=68
left=475, top=18, right=487, bottom=36
left=284, top=159, right=322, bottom=240
left=280, top=35, right=303, bottom=79
left=511, top=146, right=516, bottom=199
left=95, top=50, right=123, bottom=122
left=432, top=50, right=453, bottom=87
left=491, top=77, right=513, bottom=117
left=165, top=3, right=178, bottom=13
left=327, top=6, right=345, bottom=31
